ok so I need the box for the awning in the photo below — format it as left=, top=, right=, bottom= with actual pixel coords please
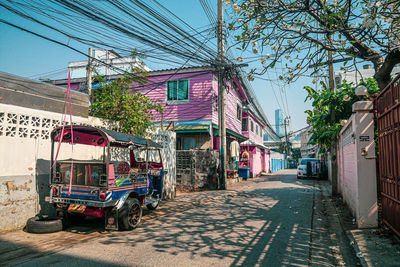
left=51, top=124, right=162, bottom=148
left=212, top=124, right=248, bottom=141
left=155, top=120, right=212, bottom=134
left=241, top=139, right=268, bottom=150
left=174, top=124, right=209, bottom=133
left=153, top=121, right=248, bottom=141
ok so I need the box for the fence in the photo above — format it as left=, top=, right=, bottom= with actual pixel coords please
left=176, top=150, right=218, bottom=191
left=375, top=74, right=400, bottom=236
left=270, top=151, right=286, bottom=172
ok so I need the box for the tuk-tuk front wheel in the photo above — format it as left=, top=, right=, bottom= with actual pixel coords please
left=119, top=198, right=142, bottom=231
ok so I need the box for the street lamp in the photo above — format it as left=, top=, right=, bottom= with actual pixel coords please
left=355, top=85, right=368, bottom=96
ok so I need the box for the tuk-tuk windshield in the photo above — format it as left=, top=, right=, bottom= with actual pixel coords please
left=133, top=149, right=161, bottom=163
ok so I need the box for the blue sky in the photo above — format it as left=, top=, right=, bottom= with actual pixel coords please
left=0, top=1, right=313, bottom=134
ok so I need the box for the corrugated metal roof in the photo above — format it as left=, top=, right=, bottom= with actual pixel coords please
left=0, top=71, right=89, bottom=117
left=51, top=125, right=162, bottom=148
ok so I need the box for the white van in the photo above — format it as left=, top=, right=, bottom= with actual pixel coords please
left=297, top=158, right=320, bottom=179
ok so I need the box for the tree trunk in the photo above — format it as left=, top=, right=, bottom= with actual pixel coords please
left=374, top=49, right=400, bottom=90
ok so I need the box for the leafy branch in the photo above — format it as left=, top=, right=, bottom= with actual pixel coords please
left=304, top=78, right=379, bottom=151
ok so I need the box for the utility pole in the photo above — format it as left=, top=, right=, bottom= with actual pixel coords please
left=284, top=117, right=290, bottom=159
left=328, top=48, right=338, bottom=195
left=87, top=47, right=93, bottom=98
left=217, top=0, right=226, bottom=190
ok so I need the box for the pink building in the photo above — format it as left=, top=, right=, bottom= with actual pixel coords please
left=49, top=65, right=274, bottom=177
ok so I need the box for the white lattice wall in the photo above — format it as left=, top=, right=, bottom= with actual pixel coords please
left=0, top=104, right=104, bottom=176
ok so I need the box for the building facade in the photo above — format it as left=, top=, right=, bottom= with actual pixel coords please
left=275, top=109, right=284, bottom=137
left=49, top=61, right=277, bottom=178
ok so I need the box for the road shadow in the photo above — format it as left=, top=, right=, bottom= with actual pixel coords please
left=0, top=238, right=124, bottom=267
left=97, top=184, right=336, bottom=266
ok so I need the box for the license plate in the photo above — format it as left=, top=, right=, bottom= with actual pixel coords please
left=68, top=204, right=86, bottom=213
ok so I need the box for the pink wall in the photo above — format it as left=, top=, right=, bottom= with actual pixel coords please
left=211, top=76, right=243, bottom=134
left=337, top=121, right=358, bottom=215
left=337, top=107, right=377, bottom=228
left=251, top=147, right=262, bottom=177
left=137, top=71, right=214, bottom=122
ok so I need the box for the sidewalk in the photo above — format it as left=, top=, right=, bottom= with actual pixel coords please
left=334, top=196, right=400, bottom=266
left=347, top=228, right=400, bottom=266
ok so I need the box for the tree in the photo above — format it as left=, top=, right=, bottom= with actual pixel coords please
left=227, top=0, right=400, bottom=89
left=304, top=78, right=379, bottom=150
left=291, top=148, right=302, bottom=161
left=90, top=67, right=164, bottom=136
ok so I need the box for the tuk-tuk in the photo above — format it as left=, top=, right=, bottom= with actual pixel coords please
left=46, top=125, right=164, bottom=230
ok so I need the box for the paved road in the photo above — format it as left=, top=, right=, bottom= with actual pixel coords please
left=5, top=170, right=358, bottom=266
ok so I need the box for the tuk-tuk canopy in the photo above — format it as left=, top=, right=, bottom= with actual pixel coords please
left=51, top=125, right=162, bottom=148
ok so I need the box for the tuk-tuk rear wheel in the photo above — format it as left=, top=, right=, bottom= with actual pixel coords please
left=146, top=199, right=160, bottom=210
left=119, top=198, right=142, bottom=231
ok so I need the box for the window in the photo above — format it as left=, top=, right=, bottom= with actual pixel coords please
left=250, top=120, right=254, bottom=132
left=242, top=118, right=248, bottom=131
left=167, top=80, right=189, bottom=102
left=256, top=125, right=258, bottom=135
left=237, top=104, right=242, bottom=120
left=133, top=149, right=161, bottom=163
left=260, top=128, right=263, bottom=137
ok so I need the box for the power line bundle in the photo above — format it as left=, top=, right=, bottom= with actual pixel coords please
left=0, top=0, right=220, bottom=68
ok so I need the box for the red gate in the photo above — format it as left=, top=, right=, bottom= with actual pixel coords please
left=375, top=74, right=400, bottom=236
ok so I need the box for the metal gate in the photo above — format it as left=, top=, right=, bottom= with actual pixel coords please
left=375, top=75, right=400, bottom=236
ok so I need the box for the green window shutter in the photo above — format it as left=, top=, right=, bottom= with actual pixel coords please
left=178, top=80, right=188, bottom=100
left=167, top=81, right=177, bottom=100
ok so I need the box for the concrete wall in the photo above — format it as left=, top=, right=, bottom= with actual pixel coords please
left=176, top=150, right=218, bottom=191
left=150, top=129, right=176, bottom=199
left=337, top=101, right=377, bottom=228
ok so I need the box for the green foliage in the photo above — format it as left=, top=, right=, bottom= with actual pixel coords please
left=90, top=67, right=164, bottom=136
left=304, top=78, right=379, bottom=151
left=276, top=143, right=288, bottom=154
left=291, top=148, right=302, bottom=161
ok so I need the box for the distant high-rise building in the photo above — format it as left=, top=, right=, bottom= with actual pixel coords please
left=275, top=109, right=284, bottom=137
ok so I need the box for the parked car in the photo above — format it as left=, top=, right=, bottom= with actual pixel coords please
left=297, top=158, right=321, bottom=179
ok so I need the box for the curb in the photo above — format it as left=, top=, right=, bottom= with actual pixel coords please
left=345, top=230, right=369, bottom=267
